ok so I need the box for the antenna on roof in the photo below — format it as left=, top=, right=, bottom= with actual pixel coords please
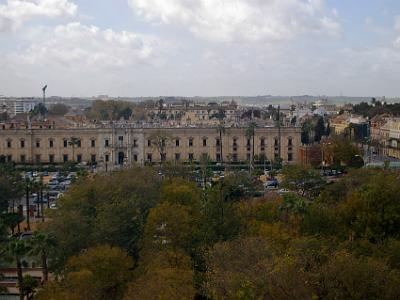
left=42, top=85, right=47, bottom=118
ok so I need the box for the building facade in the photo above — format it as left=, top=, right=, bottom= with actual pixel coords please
left=0, top=126, right=301, bottom=166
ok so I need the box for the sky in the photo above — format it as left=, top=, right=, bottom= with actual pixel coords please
left=1, top=0, right=400, bottom=98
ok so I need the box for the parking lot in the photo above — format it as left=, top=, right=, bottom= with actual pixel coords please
left=12, top=171, right=77, bottom=224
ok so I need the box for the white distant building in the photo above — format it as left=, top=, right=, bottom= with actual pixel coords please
left=13, top=100, right=39, bottom=114
left=0, top=98, right=40, bottom=116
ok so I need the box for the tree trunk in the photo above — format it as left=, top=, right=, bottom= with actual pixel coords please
left=219, top=131, right=223, bottom=165
left=252, top=134, right=255, bottom=167
left=40, top=187, right=45, bottom=222
left=42, top=251, right=48, bottom=282
left=17, top=258, right=24, bottom=300
left=25, top=186, right=30, bottom=231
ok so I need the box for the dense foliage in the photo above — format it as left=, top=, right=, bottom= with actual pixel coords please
left=2, top=165, right=400, bottom=299
left=84, top=100, right=149, bottom=121
left=352, top=99, right=400, bottom=118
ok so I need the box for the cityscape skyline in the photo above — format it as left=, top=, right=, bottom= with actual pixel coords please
left=1, top=0, right=400, bottom=97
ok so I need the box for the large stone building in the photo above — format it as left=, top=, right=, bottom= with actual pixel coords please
left=0, top=125, right=301, bottom=167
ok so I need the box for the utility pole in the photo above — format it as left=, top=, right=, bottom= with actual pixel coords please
left=42, top=85, right=47, bottom=119
left=278, top=105, right=282, bottom=162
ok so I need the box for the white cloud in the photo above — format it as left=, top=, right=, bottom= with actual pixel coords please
left=394, top=15, right=400, bottom=48
left=395, top=16, right=400, bottom=31
left=128, top=0, right=340, bottom=43
left=0, top=21, right=167, bottom=96
left=7, top=22, right=158, bottom=69
left=0, top=0, right=77, bottom=32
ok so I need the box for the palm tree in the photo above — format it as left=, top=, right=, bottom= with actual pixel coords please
left=245, top=122, right=257, bottom=173
left=29, top=232, right=56, bottom=283
left=37, top=177, right=46, bottom=222
left=23, top=177, right=35, bottom=231
left=216, top=123, right=226, bottom=166
left=3, top=237, right=30, bottom=300
left=68, top=137, right=80, bottom=162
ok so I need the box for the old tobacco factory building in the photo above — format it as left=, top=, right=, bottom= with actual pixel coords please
left=0, top=124, right=301, bottom=167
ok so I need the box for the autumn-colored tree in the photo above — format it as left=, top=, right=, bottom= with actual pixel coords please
left=37, top=245, right=134, bottom=300
left=340, top=171, right=400, bottom=242
left=317, top=251, right=400, bottom=300
left=281, top=165, right=326, bottom=199
left=124, top=250, right=195, bottom=300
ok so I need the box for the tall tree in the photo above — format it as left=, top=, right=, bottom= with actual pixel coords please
left=3, top=238, right=30, bottom=300
left=216, top=123, right=226, bottom=165
left=245, top=122, right=257, bottom=173
left=37, top=246, right=134, bottom=300
left=29, top=231, right=57, bottom=282
left=68, top=137, right=81, bottom=162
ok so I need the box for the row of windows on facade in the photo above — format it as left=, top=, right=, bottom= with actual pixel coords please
left=5, top=139, right=94, bottom=149
left=146, top=137, right=293, bottom=148
left=7, top=154, right=98, bottom=164
left=145, top=152, right=294, bottom=162
left=4, top=136, right=293, bottom=149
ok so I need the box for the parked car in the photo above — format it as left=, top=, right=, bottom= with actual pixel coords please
left=277, top=188, right=291, bottom=195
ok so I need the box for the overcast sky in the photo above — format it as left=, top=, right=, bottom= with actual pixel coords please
left=1, top=0, right=400, bottom=98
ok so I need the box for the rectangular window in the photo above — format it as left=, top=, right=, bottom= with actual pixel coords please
left=275, top=139, right=279, bottom=146
left=36, top=141, right=40, bottom=148
left=118, top=136, right=123, bottom=142
left=188, top=153, right=194, bottom=161
left=216, top=139, right=221, bottom=147
left=91, top=140, right=96, bottom=147
left=133, top=154, right=138, bottom=162
left=247, top=139, right=251, bottom=147
left=77, top=154, right=82, bottom=163
left=35, top=155, right=41, bottom=163
left=148, top=140, right=152, bottom=147
left=64, top=140, right=68, bottom=148
left=203, top=139, right=207, bottom=147
left=133, top=140, right=138, bottom=147
left=7, top=141, right=11, bottom=148
left=105, top=139, right=109, bottom=147
left=91, top=155, right=96, bottom=163
left=189, top=139, right=193, bottom=147
left=63, top=154, right=68, bottom=162
left=233, top=139, right=237, bottom=147
left=232, top=154, right=238, bottom=162
left=49, top=155, right=54, bottom=163
left=20, top=140, right=25, bottom=148
left=49, top=140, right=54, bottom=148
left=216, top=153, right=221, bottom=162
left=105, top=154, right=109, bottom=162
left=288, top=139, right=293, bottom=147
left=175, top=153, right=181, bottom=161
left=77, top=140, right=81, bottom=148
left=288, top=153, right=293, bottom=162
left=147, top=154, right=152, bottom=162
left=20, top=155, right=25, bottom=163
left=7, top=155, right=12, bottom=162
left=260, top=139, right=265, bottom=147
left=176, top=139, right=180, bottom=147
